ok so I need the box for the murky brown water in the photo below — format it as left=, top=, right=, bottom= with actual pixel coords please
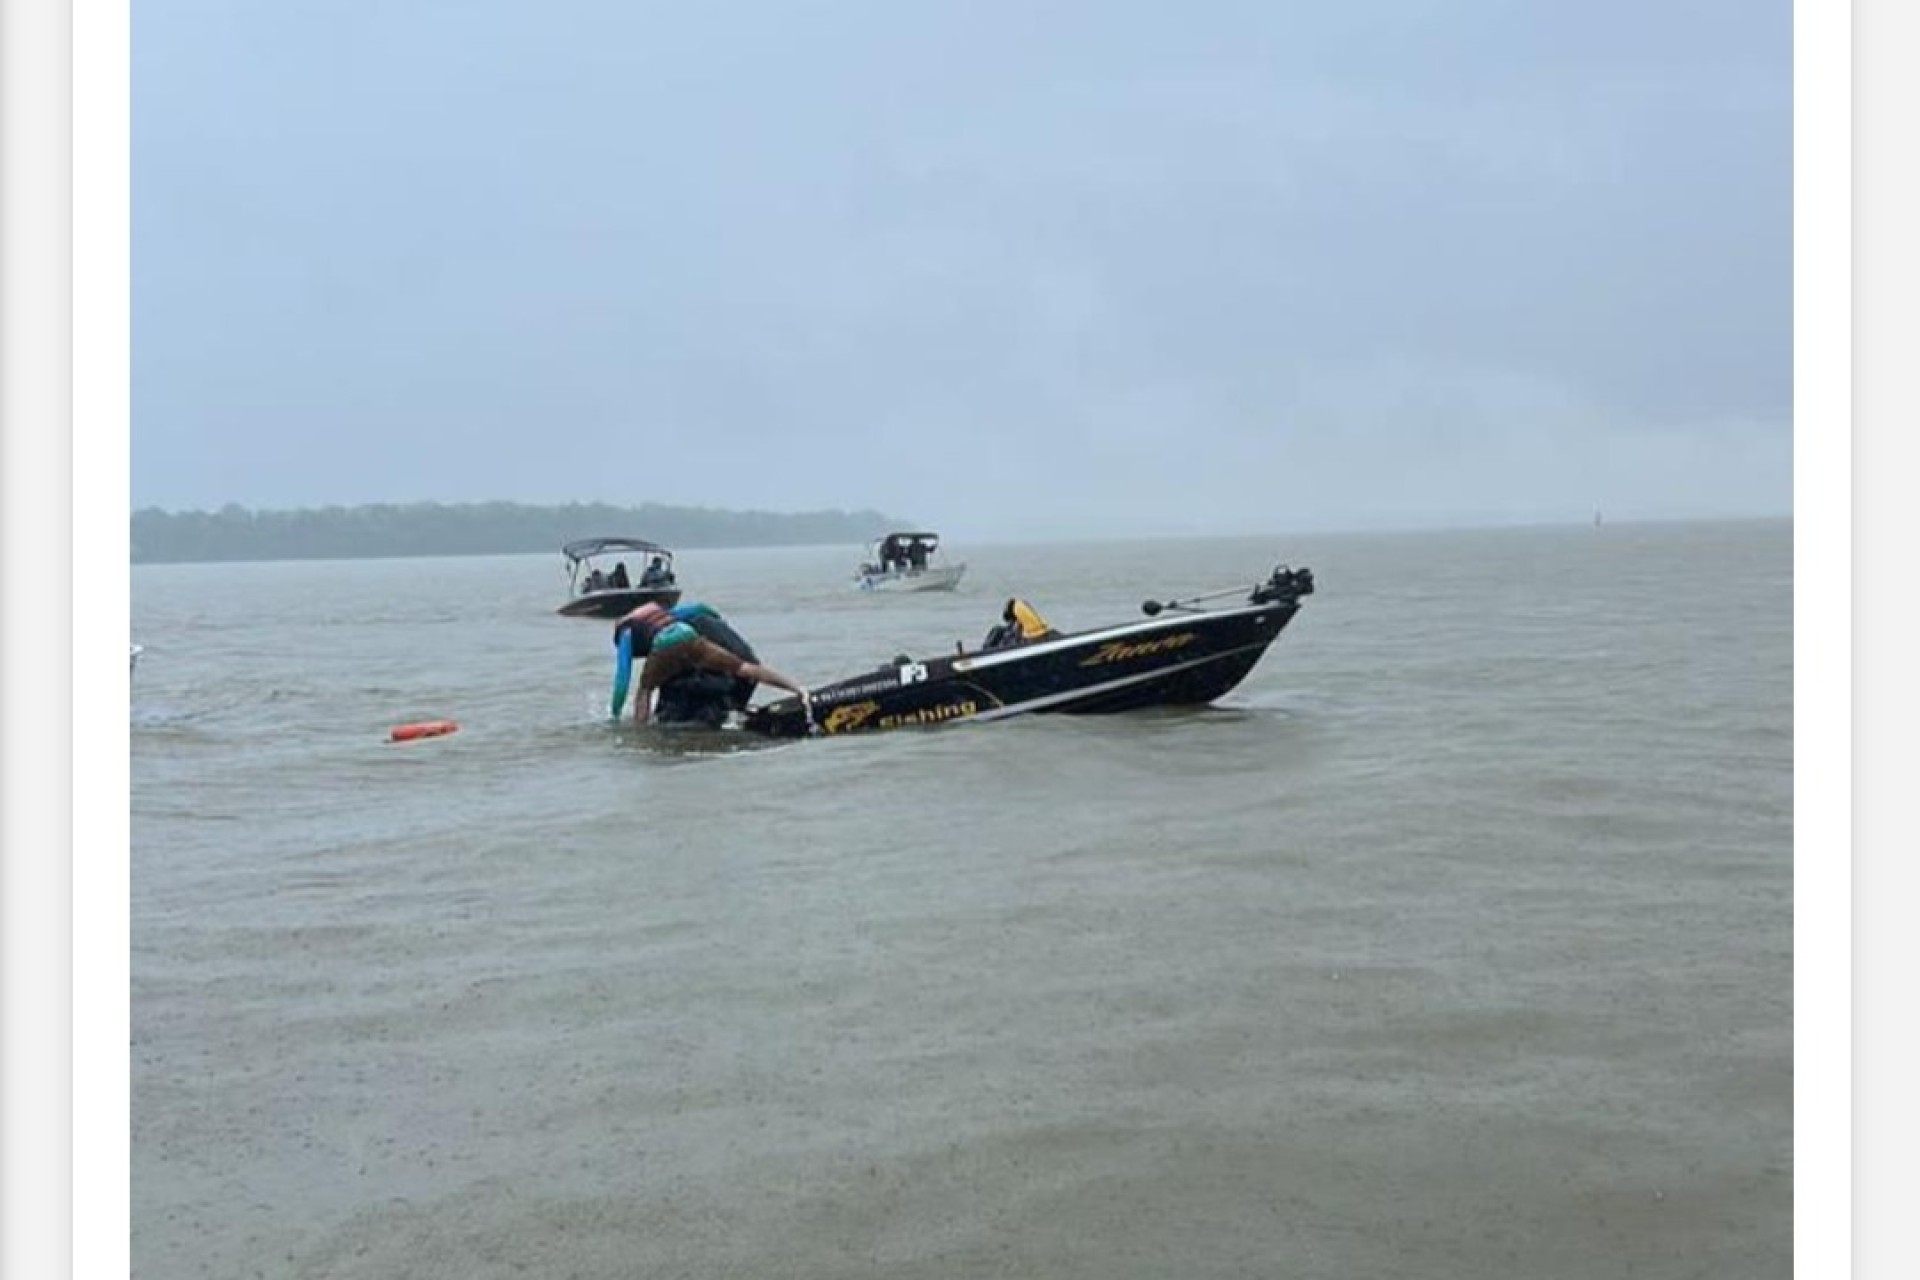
left=132, top=521, right=1791, bottom=1278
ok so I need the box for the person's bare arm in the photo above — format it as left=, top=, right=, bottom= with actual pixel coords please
left=738, top=661, right=806, bottom=699
left=682, top=642, right=807, bottom=704
left=633, top=654, right=661, bottom=725
left=740, top=661, right=815, bottom=730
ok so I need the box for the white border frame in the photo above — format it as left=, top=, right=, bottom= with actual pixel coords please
left=0, top=0, right=1874, bottom=1277
left=2, top=0, right=76, bottom=1275
left=1852, top=0, right=1918, bottom=1276
left=1793, top=0, right=1851, bottom=1274
left=1, top=0, right=129, bottom=1277
left=74, top=0, right=133, bottom=1276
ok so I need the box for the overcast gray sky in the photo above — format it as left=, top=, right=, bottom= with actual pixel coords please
left=133, top=0, right=1791, bottom=540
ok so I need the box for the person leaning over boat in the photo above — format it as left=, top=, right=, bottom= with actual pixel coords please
left=610, top=602, right=812, bottom=728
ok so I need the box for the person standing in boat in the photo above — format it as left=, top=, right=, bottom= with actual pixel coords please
left=611, top=602, right=812, bottom=728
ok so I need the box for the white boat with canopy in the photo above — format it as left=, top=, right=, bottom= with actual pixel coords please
left=854, top=531, right=966, bottom=593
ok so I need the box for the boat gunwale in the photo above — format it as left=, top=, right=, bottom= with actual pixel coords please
left=950, top=597, right=1291, bottom=672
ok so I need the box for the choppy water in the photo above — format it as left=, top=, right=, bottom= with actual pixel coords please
left=131, top=520, right=1791, bottom=1279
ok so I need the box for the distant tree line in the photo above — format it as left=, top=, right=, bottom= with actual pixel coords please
left=130, top=501, right=912, bottom=564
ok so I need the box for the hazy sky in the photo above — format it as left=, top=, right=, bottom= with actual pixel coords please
left=133, top=0, right=1791, bottom=540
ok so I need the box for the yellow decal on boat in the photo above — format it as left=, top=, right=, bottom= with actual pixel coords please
left=822, top=701, right=881, bottom=734
left=1079, top=632, right=1198, bottom=666
left=877, top=700, right=979, bottom=729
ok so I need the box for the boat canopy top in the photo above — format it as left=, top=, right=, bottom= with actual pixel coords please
left=870, top=531, right=940, bottom=549
left=563, top=536, right=673, bottom=564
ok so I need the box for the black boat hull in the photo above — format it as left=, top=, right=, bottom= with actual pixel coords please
left=743, top=593, right=1306, bottom=739
left=558, top=586, right=684, bottom=618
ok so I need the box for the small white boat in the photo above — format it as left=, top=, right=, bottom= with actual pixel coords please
left=854, top=532, right=966, bottom=593
left=130, top=643, right=145, bottom=673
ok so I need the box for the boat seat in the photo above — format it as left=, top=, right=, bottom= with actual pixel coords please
left=983, top=598, right=1056, bottom=649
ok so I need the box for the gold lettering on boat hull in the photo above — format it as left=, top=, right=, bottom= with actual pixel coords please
left=1079, top=632, right=1198, bottom=666
left=877, top=700, right=979, bottom=730
left=821, top=701, right=881, bottom=734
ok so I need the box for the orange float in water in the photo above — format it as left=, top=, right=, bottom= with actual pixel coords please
left=389, top=719, right=459, bottom=742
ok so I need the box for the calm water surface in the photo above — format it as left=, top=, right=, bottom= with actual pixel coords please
left=132, top=521, right=1791, bottom=1279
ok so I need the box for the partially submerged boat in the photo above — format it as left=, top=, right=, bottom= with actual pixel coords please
left=557, top=537, right=683, bottom=618
left=742, top=561, right=1315, bottom=738
left=854, top=532, right=966, bottom=593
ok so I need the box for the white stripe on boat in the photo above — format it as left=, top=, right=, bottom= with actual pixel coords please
left=952, top=603, right=1276, bottom=673
left=964, top=639, right=1279, bottom=721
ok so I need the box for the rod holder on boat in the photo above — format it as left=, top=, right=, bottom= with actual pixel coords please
left=1142, top=584, right=1250, bottom=615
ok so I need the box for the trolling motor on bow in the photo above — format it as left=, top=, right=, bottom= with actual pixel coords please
left=1141, top=563, right=1316, bottom=616
left=1251, top=564, right=1314, bottom=604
